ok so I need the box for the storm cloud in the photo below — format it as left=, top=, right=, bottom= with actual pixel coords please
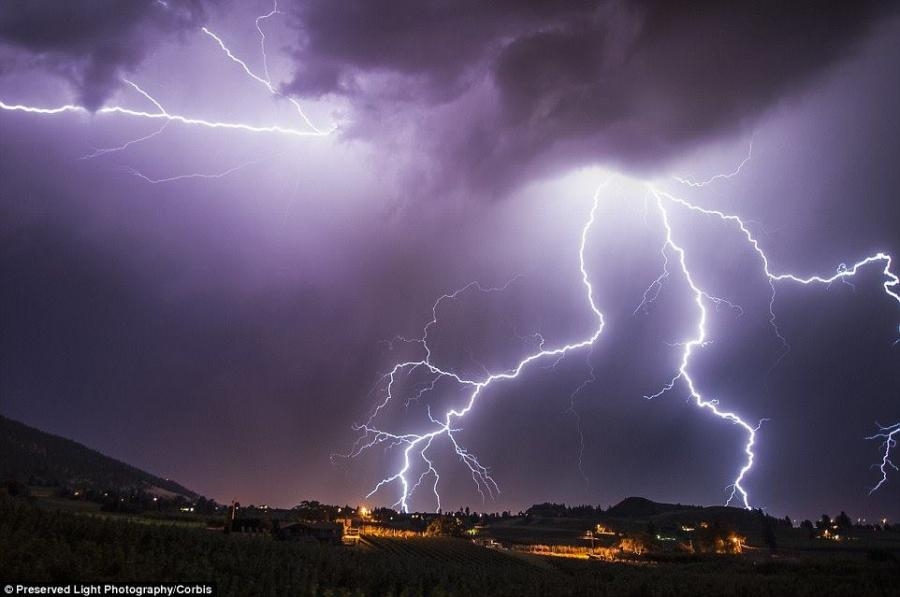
left=0, top=0, right=205, bottom=110
left=1, top=1, right=893, bottom=187
left=284, top=0, right=895, bottom=191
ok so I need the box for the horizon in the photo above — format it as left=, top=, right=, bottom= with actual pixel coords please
left=3, top=412, right=892, bottom=525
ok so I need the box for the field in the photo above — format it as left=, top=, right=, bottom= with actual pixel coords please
left=2, top=496, right=899, bottom=596
left=484, top=517, right=602, bottom=548
left=360, top=535, right=530, bottom=566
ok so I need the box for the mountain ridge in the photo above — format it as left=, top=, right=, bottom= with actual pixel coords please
left=0, top=414, right=197, bottom=498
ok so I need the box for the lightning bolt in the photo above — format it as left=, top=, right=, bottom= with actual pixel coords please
left=645, top=183, right=898, bottom=504
left=1, top=4, right=333, bottom=190
left=344, top=183, right=609, bottom=513
left=79, top=79, right=171, bottom=160
left=654, top=186, right=899, bottom=374
left=351, top=165, right=899, bottom=512
left=645, top=186, right=763, bottom=508
left=867, top=422, right=900, bottom=494
left=633, top=241, right=670, bottom=315
left=566, top=349, right=596, bottom=485
left=200, top=5, right=335, bottom=137
left=80, top=122, right=170, bottom=160
left=0, top=6, right=332, bottom=141
left=673, top=136, right=754, bottom=187
left=0, top=87, right=326, bottom=137
left=2, top=4, right=896, bottom=511
left=255, top=0, right=280, bottom=86
left=121, top=154, right=275, bottom=184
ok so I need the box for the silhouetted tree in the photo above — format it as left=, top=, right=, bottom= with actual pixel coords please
left=762, top=519, right=778, bottom=551
left=425, top=516, right=463, bottom=537
left=800, top=519, right=815, bottom=538
left=835, top=511, right=852, bottom=530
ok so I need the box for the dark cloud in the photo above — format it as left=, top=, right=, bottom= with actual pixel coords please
left=492, top=1, right=889, bottom=163
left=285, top=0, right=895, bottom=191
left=284, top=0, right=595, bottom=100
left=0, top=0, right=205, bottom=110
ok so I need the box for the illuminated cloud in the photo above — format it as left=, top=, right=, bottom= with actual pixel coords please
left=282, top=1, right=896, bottom=191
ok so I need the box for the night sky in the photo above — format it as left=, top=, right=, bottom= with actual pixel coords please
left=1, top=1, right=898, bottom=522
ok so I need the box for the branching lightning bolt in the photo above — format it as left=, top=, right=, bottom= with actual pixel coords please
left=644, top=183, right=899, bottom=504
left=79, top=79, right=170, bottom=160
left=645, top=186, right=763, bottom=508
left=0, top=87, right=326, bottom=137
left=3, top=3, right=896, bottom=511
left=343, top=184, right=609, bottom=512
left=673, top=136, right=754, bottom=187
left=122, top=155, right=274, bottom=184
left=200, top=5, right=335, bottom=137
left=633, top=242, right=670, bottom=315
left=1, top=3, right=334, bottom=190
left=80, top=122, right=170, bottom=160
left=867, top=422, right=900, bottom=494
left=255, top=0, right=280, bottom=86
left=655, top=187, right=900, bottom=375
left=349, top=168, right=899, bottom=512
left=0, top=5, right=332, bottom=143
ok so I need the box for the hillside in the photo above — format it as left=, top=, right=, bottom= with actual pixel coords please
left=599, top=496, right=789, bottom=539
left=0, top=415, right=196, bottom=498
left=605, top=496, right=701, bottom=519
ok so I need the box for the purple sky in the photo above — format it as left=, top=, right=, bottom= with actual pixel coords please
left=1, top=1, right=899, bottom=522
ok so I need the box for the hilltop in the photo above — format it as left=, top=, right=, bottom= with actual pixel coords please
left=604, top=496, right=701, bottom=519
left=0, top=414, right=196, bottom=498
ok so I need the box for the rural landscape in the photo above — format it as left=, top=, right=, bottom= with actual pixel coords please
left=2, top=415, right=899, bottom=596
left=2, top=2, right=900, bottom=596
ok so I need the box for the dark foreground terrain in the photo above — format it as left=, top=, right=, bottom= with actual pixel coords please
left=2, top=496, right=899, bottom=597
left=2, top=417, right=898, bottom=596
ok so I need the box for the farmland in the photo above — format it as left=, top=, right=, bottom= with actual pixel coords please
left=359, top=535, right=532, bottom=567
left=4, top=495, right=900, bottom=597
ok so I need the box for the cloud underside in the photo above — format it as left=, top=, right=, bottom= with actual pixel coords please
left=0, top=0, right=204, bottom=110
left=286, top=1, right=893, bottom=191
left=0, top=0, right=893, bottom=190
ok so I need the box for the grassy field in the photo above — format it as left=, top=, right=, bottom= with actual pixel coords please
left=360, top=535, right=540, bottom=569
left=26, top=491, right=210, bottom=528
left=484, top=518, right=603, bottom=548
left=2, top=496, right=899, bottom=596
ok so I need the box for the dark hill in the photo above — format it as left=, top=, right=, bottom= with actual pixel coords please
left=605, top=496, right=700, bottom=519
left=0, top=415, right=196, bottom=498
left=601, top=497, right=788, bottom=537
